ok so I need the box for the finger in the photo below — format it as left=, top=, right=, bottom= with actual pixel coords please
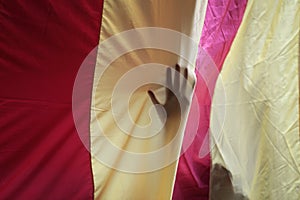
left=166, top=67, right=172, bottom=100
left=182, top=67, right=188, bottom=92
left=175, top=63, right=180, bottom=72
left=174, top=64, right=180, bottom=91
left=184, top=67, right=188, bottom=80
left=147, top=90, right=160, bottom=105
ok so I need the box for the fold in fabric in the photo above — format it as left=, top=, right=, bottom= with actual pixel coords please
left=210, top=0, right=300, bottom=199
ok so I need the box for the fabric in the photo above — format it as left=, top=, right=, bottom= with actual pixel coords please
left=2, top=1, right=299, bottom=199
left=210, top=0, right=300, bottom=199
left=89, top=0, right=208, bottom=199
left=173, top=0, right=248, bottom=199
left=0, top=1, right=103, bottom=199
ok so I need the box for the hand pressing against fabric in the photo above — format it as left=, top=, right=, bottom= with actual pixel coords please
left=147, top=64, right=195, bottom=122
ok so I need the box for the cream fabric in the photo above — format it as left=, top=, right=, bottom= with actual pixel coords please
left=210, top=0, right=300, bottom=199
left=90, top=0, right=208, bottom=199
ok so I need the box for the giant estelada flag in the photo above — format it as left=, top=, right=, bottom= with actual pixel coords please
left=0, top=0, right=299, bottom=199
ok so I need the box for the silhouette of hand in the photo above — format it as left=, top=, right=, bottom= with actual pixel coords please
left=147, top=64, right=195, bottom=121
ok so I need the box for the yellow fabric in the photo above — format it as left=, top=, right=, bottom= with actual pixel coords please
left=210, top=0, right=300, bottom=199
left=90, top=0, right=208, bottom=199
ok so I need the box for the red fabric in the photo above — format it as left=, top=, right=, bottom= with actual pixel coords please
left=0, top=1, right=103, bottom=199
left=173, top=0, right=247, bottom=199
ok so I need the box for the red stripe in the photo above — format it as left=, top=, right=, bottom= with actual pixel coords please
left=0, top=1, right=103, bottom=198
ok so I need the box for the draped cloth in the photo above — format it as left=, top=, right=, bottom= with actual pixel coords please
left=0, top=1, right=103, bottom=198
left=89, top=0, right=208, bottom=199
left=210, top=0, right=300, bottom=199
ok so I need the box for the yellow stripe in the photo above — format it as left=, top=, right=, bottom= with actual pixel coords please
left=210, top=0, right=300, bottom=199
left=91, top=0, right=208, bottom=199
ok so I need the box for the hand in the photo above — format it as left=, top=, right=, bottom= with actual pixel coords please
left=147, top=64, right=194, bottom=121
left=210, top=164, right=249, bottom=200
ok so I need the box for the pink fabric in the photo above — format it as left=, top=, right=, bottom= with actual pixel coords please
left=200, top=0, right=248, bottom=69
left=173, top=0, right=248, bottom=199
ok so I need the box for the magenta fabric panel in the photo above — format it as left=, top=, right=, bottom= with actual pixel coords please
left=173, top=0, right=248, bottom=199
left=200, top=0, right=248, bottom=69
